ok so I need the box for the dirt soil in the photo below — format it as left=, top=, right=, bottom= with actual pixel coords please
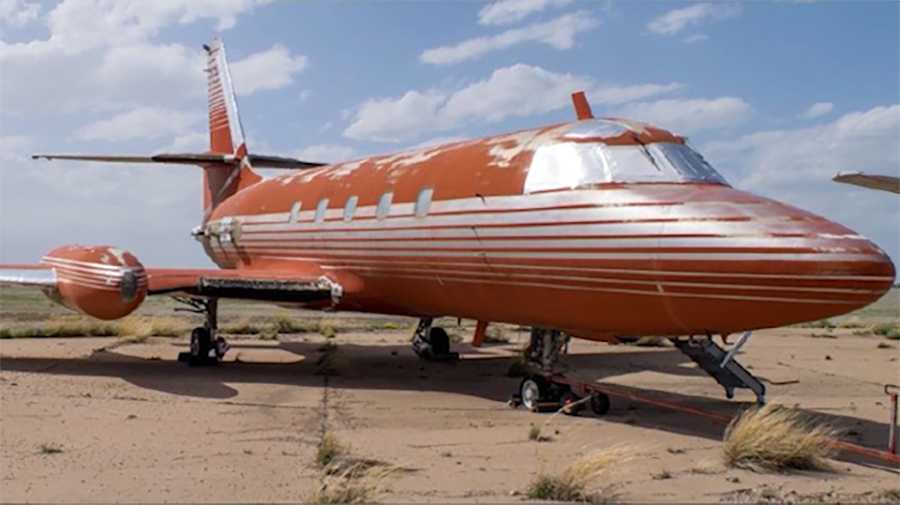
left=2, top=320, right=899, bottom=502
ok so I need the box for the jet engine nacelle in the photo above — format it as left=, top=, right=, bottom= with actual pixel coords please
left=41, top=245, right=147, bottom=320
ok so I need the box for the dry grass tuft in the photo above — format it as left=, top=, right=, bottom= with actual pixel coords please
left=117, top=316, right=186, bottom=337
left=528, top=424, right=551, bottom=442
left=320, top=324, right=337, bottom=339
left=723, top=404, right=838, bottom=473
left=310, top=461, right=395, bottom=504
left=525, top=446, right=631, bottom=503
left=798, top=319, right=836, bottom=329
left=873, top=322, right=900, bottom=340
left=221, top=318, right=263, bottom=335
left=316, top=432, right=347, bottom=468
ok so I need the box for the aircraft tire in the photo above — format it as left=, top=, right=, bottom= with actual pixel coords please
left=188, top=327, right=216, bottom=366
left=519, top=375, right=548, bottom=411
left=590, top=393, right=610, bottom=416
left=427, top=327, right=450, bottom=355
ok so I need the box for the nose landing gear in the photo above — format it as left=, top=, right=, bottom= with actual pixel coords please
left=511, top=327, right=610, bottom=416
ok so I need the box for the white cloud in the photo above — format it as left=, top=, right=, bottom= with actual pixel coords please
left=477, top=0, right=573, bottom=26
left=591, top=82, right=683, bottom=106
left=0, top=0, right=41, bottom=27
left=705, top=104, right=900, bottom=189
left=160, top=131, right=208, bottom=152
left=0, top=0, right=281, bottom=117
left=345, top=64, right=682, bottom=142
left=345, top=90, right=447, bottom=143
left=614, top=97, right=752, bottom=134
left=421, top=11, right=598, bottom=65
left=647, top=2, right=741, bottom=36
left=683, top=33, right=709, bottom=44
left=39, top=0, right=271, bottom=53
left=442, top=64, right=591, bottom=123
left=230, top=45, right=308, bottom=95
left=293, top=144, right=358, bottom=163
left=76, top=107, right=198, bottom=142
left=701, top=104, right=900, bottom=264
left=0, top=135, right=33, bottom=161
left=800, top=101, right=834, bottom=119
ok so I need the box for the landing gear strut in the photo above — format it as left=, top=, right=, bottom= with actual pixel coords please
left=411, top=318, right=458, bottom=361
left=526, top=327, right=570, bottom=372
left=512, top=327, right=610, bottom=416
left=175, top=297, right=229, bottom=366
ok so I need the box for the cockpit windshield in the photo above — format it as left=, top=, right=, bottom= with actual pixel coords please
left=524, top=141, right=728, bottom=193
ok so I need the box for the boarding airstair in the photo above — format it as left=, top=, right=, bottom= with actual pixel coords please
left=673, top=332, right=766, bottom=404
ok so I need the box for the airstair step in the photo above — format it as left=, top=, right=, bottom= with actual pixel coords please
left=674, top=338, right=766, bottom=404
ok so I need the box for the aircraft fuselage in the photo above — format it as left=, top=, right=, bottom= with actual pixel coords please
left=203, top=120, right=895, bottom=341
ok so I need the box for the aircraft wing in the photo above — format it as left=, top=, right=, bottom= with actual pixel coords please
left=146, top=268, right=338, bottom=303
left=833, top=172, right=900, bottom=194
left=0, top=259, right=339, bottom=320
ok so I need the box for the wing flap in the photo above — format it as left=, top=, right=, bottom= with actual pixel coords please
left=147, top=268, right=337, bottom=303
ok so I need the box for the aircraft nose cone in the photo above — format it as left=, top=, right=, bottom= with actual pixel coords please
left=739, top=195, right=895, bottom=321
left=659, top=187, right=895, bottom=332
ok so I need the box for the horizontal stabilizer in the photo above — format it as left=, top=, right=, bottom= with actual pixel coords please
left=32, top=152, right=327, bottom=170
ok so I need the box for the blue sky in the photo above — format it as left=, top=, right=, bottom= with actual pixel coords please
left=1, top=0, right=898, bottom=269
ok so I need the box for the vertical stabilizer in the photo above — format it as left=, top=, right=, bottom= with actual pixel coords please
left=202, top=38, right=260, bottom=219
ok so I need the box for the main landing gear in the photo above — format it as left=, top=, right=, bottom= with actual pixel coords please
left=411, top=318, right=459, bottom=362
left=175, top=297, right=229, bottom=366
left=512, top=327, right=611, bottom=416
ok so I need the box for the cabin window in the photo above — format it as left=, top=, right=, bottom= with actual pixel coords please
left=343, top=196, right=358, bottom=222
left=376, top=192, right=393, bottom=221
left=289, top=201, right=302, bottom=223
left=315, top=198, right=329, bottom=223
left=415, top=187, right=433, bottom=218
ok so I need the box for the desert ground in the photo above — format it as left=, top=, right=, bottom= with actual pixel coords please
left=1, top=287, right=898, bottom=503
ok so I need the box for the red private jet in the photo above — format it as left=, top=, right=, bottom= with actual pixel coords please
left=3, top=39, right=894, bottom=408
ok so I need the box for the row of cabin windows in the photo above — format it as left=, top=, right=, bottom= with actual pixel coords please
left=287, top=188, right=433, bottom=224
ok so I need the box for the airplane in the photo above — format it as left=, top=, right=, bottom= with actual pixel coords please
left=2, top=38, right=895, bottom=410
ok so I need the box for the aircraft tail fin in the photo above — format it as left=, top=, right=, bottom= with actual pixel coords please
left=204, top=38, right=246, bottom=158
left=31, top=38, right=327, bottom=222
left=201, top=37, right=259, bottom=218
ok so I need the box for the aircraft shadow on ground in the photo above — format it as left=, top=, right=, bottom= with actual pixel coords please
left=2, top=340, right=896, bottom=470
